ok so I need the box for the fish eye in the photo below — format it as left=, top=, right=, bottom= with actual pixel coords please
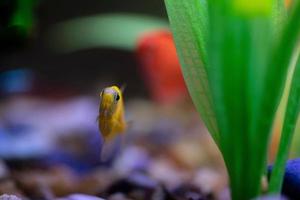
left=115, top=94, right=120, bottom=101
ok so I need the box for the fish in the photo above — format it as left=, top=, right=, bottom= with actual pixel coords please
left=98, top=85, right=127, bottom=141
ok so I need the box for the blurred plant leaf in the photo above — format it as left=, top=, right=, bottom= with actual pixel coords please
left=165, top=0, right=220, bottom=144
left=269, top=47, right=300, bottom=194
left=10, top=0, right=36, bottom=32
left=253, top=0, right=300, bottom=182
left=290, top=116, right=300, bottom=158
left=271, top=0, right=287, bottom=37
left=47, top=14, right=168, bottom=52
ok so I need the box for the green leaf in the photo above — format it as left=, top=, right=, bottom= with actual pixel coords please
left=10, top=0, right=36, bottom=36
left=164, top=0, right=300, bottom=199
left=164, top=0, right=220, bottom=144
left=47, top=14, right=169, bottom=52
left=251, top=0, right=300, bottom=195
left=290, top=116, right=300, bottom=158
left=269, top=48, right=300, bottom=194
left=271, top=0, right=288, bottom=38
left=208, top=1, right=274, bottom=198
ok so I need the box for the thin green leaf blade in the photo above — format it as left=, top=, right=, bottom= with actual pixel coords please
left=269, top=49, right=300, bottom=193
left=251, top=0, right=300, bottom=196
left=250, top=2, right=300, bottom=197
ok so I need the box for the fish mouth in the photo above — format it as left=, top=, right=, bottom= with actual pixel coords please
left=103, top=109, right=112, bottom=117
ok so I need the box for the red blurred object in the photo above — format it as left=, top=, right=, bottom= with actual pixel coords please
left=136, top=30, right=188, bottom=104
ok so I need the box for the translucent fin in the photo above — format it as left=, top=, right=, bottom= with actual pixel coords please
left=120, top=84, right=127, bottom=93
left=100, top=135, right=122, bottom=162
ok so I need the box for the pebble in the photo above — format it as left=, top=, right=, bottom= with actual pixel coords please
left=148, top=158, right=188, bottom=189
left=192, top=168, right=226, bottom=195
left=105, top=172, right=157, bottom=195
left=0, top=194, right=22, bottom=200
left=282, top=158, right=300, bottom=198
left=104, top=172, right=174, bottom=200
left=108, top=193, right=131, bottom=200
left=172, top=184, right=207, bottom=200
left=113, top=146, right=150, bottom=175
left=14, top=166, right=78, bottom=197
left=0, top=180, right=24, bottom=198
left=269, top=158, right=300, bottom=199
left=217, top=188, right=230, bottom=200
left=0, top=160, right=9, bottom=179
left=56, top=194, right=104, bottom=200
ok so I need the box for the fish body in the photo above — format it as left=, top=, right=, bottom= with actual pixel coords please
left=98, top=85, right=126, bottom=141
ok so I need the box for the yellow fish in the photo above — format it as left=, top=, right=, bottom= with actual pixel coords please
left=98, top=85, right=127, bottom=141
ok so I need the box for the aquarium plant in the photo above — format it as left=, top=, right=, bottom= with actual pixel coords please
left=164, top=0, right=300, bottom=199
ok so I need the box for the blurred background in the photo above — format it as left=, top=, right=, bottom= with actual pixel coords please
left=3, top=0, right=297, bottom=199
